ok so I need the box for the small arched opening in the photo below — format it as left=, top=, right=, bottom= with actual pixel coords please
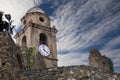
left=22, top=36, right=27, bottom=46
left=16, top=53, right=23, bottom=69
left=39, top=33, right=47, bottom=45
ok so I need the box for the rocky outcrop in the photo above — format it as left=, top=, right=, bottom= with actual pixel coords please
left=89, top=48, right=112, bottom=71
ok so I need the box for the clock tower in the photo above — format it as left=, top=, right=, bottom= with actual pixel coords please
left=14, top=7, right=58, bottom=69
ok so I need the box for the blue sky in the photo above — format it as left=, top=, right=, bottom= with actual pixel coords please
left=0, top=0, right=120, bottom=72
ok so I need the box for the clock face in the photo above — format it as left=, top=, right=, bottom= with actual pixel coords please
left=39, top=44, right=50, bottom=56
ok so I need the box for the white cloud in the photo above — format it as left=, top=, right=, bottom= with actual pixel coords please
left=100, top=34, right=120, bottom=67
left=1, top=0, right=119, bottom=71
left=101, top=49, right=120, bottom=67
left=75, top=12, right=120, bottom=49
left=58, top=52, right=88, bottom=67
left=52, top=0, right=120, bottom=52
left=51, top=0, right=120, bottom=69
left=103, top=36, right=120, bottom=50
left=0, top=0, right=42, bottom=32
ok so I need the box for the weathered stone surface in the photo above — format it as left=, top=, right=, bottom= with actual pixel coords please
left=0, top=32, right=120, bottom=80
left=89, top=48, right=111, bottom=71
left=20, top=46, right=29, bottom=67
left=34, top=52, right=47, bottom=69
left=0, top=32, right=17, bottom=80
left=57, top=66, right=120, bottom=80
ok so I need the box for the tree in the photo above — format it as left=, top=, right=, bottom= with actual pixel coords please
left=0, top=11, right=14, bottom=34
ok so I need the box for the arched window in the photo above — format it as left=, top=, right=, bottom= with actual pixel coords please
left=22, top=36, right=27, bottom=46
left=39, top=33, right=47, bottom=45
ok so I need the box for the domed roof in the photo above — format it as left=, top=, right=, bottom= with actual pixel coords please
left=27, top=7, right=45, bottom=14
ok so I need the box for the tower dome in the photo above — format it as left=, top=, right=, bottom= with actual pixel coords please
left=27, top=7, right=45, bottom=14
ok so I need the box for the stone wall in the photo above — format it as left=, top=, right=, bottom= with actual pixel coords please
left=15, top=66, right=120, bottom=80
left=0, top=32, right=17, bottom=80
left=15, top=68, right=58, bottom=80
left=0, top=32, right=120, bottom=80
left=57, top=65, right=120, bottom=80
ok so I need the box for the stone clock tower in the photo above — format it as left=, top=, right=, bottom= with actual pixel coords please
left=14, top=7, right=58, bottom=69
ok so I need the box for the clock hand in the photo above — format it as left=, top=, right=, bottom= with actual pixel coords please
left=43, top=48, right=48, bottom=53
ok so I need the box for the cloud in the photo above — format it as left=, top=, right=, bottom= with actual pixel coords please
left=100, top=32, right=120, bottom=68
left=1, top=0, right=119, bottom=72
left=52, top=0, right=120, bottom=52
left=0, top=0, right=42, bottom=34
left=103, top=36, right=120, bottom=50
left=58, top=52, right=88, bottom=66
left=101, top=49, right=120, bottom=67
left=51, top=0, right=120, bottom=71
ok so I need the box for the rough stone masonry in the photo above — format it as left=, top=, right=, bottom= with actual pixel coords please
left=0, top=32, right=120, bottom=80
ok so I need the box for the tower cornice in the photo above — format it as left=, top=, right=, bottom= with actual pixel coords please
left=14, top=22, right=58, bottom=39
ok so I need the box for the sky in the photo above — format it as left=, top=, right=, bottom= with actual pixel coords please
left=0, top=0, right=120, bottom=72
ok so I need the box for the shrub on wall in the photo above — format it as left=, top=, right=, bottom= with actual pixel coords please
left=102, top=55, right=114, bottom=72
left=28, top=46, right=36, bottom=69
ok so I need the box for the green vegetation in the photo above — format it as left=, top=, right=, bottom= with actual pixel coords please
left=103, top=55, right=114, bottom=72
left=108, top=57, right=114, bottom=72
left=28, top=46, right=36, bottom=69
